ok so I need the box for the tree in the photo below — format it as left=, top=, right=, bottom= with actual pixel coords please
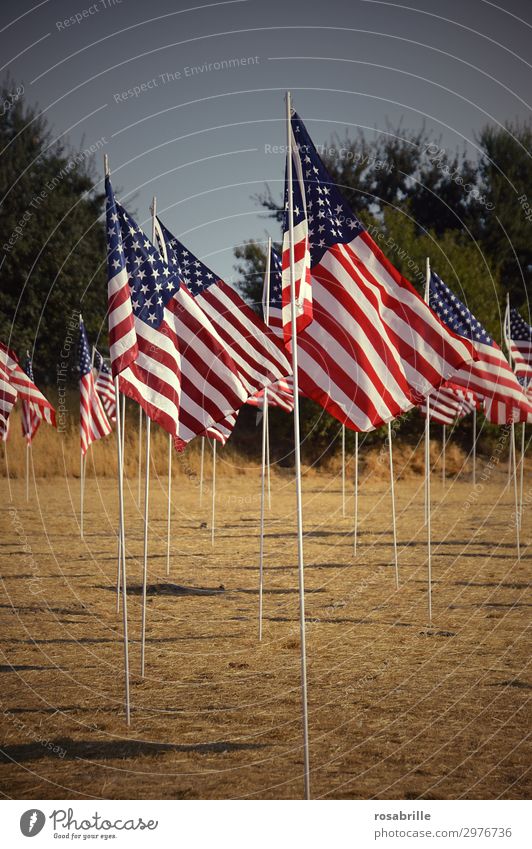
left=0, top=78, right=107, bottom=387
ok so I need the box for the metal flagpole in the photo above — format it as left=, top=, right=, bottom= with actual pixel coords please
left=26, top=441, right=30, bottom=501
left=199, top=438, right=205, bottom=506
left=519, top=424, right=525, bottom=531
left=114, top=374, right=131, bottom=724
left=259, top=238, right=272, bottom=639
left=116, top=394, right=126, bottom=614
left=353, top=431, right=359, bottom=555
left=442, top=424, right=446, bottom=487
left=258, top=389, right=268, bottom=641
left=80, top=451, right=85, bottom=537
left=140, top=195, right=156, bottom=678
left=211, top=440, right=217, bottom=547
left=166, top=434, right=172, bottom=576
left=265, top=403, right=272, bottom=510
left=425, top=258, right=432, bottom=623
left=511, top=422, right=521, bottom=561
left=388, top=422, right=399, bottom=589
left=137, top=406, right=142, bottom=507
left=472, top=407, right=477, bottom=486
left=286, top=91, right=310, bottom=800
left=105, top=150, right=130, bottom=724
left=341, top=424, right=346, bottom=517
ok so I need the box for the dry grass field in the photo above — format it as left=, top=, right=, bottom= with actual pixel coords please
left=0, top=425, right=530, bottom=800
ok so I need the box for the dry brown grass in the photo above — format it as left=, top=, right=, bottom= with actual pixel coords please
left=0, top=448, right=530, bottom=800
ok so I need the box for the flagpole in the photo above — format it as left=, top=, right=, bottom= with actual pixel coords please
left=140, top=195, right=156, bottom=678
left=258, top=390, right=268, bottom=641
left=353, top=431, right=359, bottom=555
left=388, top=422, right=399, bottom=589
left=105, top=150, right=130, bottom=724
left=166, top=434, right=172, bottom=576
left=511, top=422, right=521, bottom=561
left=442, top=424, right=446, bottom=487
left=424, top=258, right=433, bottom=623
left=199, top=438, right=205, bottom=506
left=519, top=424, right=525, bottom=531
left=341, top=424, right=346, bottom=517
left=25, top=440, right=30, bottom=502
left=137, top=406, right=142, bottom=507
left=259, top=237, right=272, bottom=640
left=472, top=406, right=477, bottom=486
left=286, top=90, right=310, bottom=800
left=211, top=439, right=217, bottom=547
left=113, top=374, right=131, bottom=724
left=265, top=402, right=272, bottom=510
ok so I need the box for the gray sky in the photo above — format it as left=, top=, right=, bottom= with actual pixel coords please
left=3, top=0, right=532, bottom=283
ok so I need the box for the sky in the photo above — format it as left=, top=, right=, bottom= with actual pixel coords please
left=2, top=0, right=532, bottom=284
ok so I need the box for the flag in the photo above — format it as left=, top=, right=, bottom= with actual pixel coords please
left=246, top=378, right=295, bottom=414
left=281, top=110, right=476, bottom=432
left=21, top=355, right=42, bottom=443
left=504, top=304, right=532, bottom=389
left=420, top=384, right=477, bottom=426
left=155, top=217, right=292, bottom=446
left=429, top=272, right=532, bottom=424
left=281, top=122, right=312, bottom=342
left=93, top=349, right=116, bottom=422
left=259, top=244, right=295, bottom=412
left=0, top=344, right=18, bottom=440
left=1, top=344, right=56, bottom=428
left=79, top=318, right=112, bottom=456
left=107, top=180, right=263, bottom=450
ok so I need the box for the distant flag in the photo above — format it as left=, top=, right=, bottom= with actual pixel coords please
left=0, top=343, right=56, bottom=441
left=420, top=384, right=478, bottom=426
left=21, top=354, right=42, bottom=443
left=429, top=273, right=532, bottom=425
left=259, top=244, right=295, bottom=411
left=0, top=344, right=18, bottom=440
left=79, top=318, right=112, bottom=456
left=106, top=179, right=261, bottom=450
left=93, top=349, right=117, bottom=422
left=281, top=110, right=476, bottom=432
left=155, top=217, right=292, bottom=446
left=504, top=303, right=532, bottom=389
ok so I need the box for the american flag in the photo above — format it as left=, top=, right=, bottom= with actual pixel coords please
left=246, top=377, right=295, bottom=414
left=107, top=180, right=264, bottom=450
left=93, top=349, right=116, bottom=422
left=21, top=355, right=43, bottom=443
left=79, top=318, right=112, bottom=455
left=420, top=384, right=478, bottom=426
left=0, top=343, right=56, bottom=440
left=504, top=304, right=532, bottom=389
left=281, top=119, right=312, bottom=344
left=429, top=272, right=532, bottom=425
left=281, top=110, right=476, bottom=433
left=0, top=344, right=18, bottom=440
left=155, top=217, right=292, bottom=445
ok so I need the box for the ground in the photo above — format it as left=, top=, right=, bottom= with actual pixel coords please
left=0, top=462, right=530, bottom=800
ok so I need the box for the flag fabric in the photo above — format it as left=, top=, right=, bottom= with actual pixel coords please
left=281, top=120, right=312, bottom=342
left=21, top=355, right=42, bottom=443
left=504, top=304, right=532, bottom=389
left=281, top=110, right=476, bottom=433
left=246, top=378, right=295, bottom=414
left=0, top=344, right=18, bottom=440
left=79, top=318, right=112, bottom=456
left=265, top=245, right=284, bottom=338
left=107, top=180, right=269, bottom=450
left=93, top=349, right=117, bottom=422
left=1, top=344, right=56, bottom=428
left=155, top=217, right=292, bottom=446
left=420, top=384, right=478, bottom=426
left=156, top=218, right=292, bottom=396
left=429, top=273, right=532, bottom=425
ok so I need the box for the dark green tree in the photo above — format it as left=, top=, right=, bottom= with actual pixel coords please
left=0, top=78, right=107, bottom=387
